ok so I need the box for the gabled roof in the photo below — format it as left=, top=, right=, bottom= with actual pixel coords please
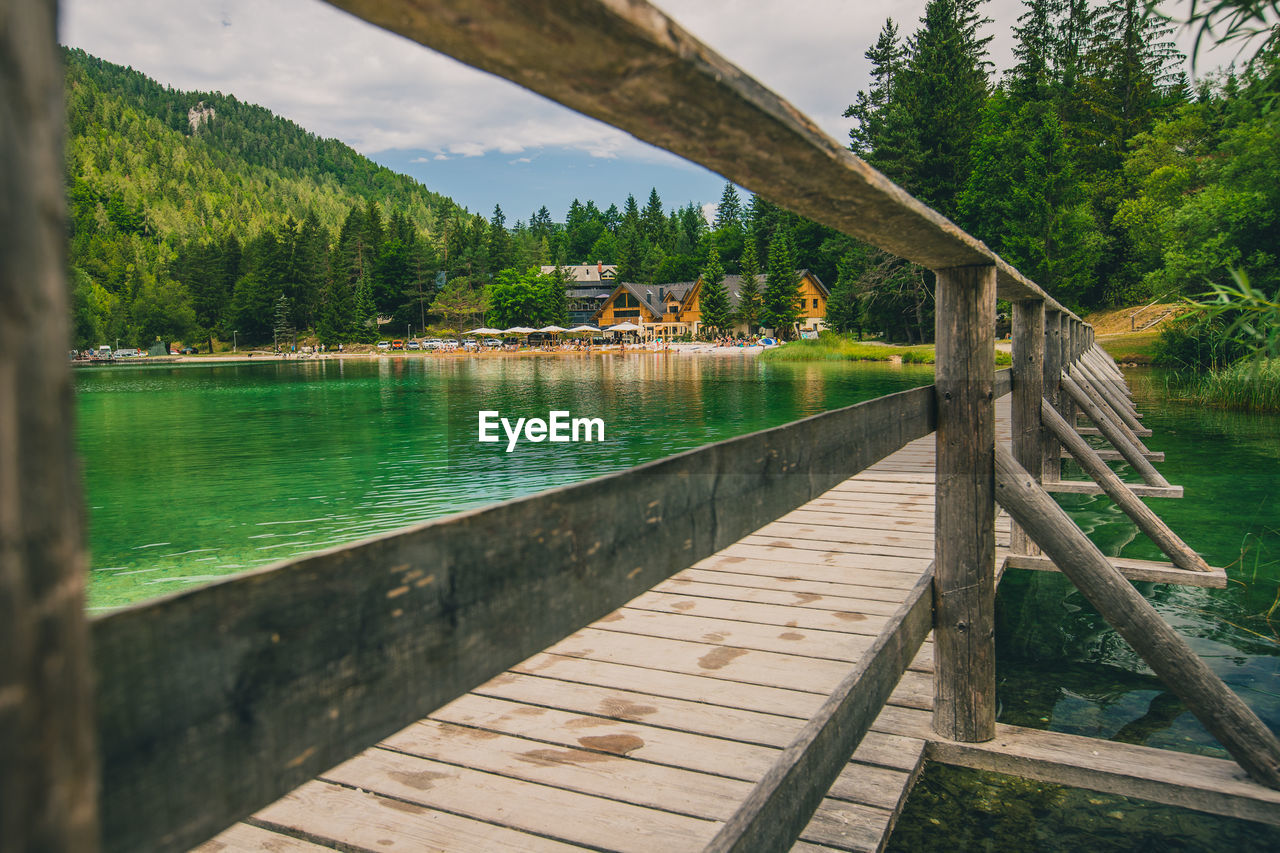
left=687, top=270, right=826, bottom=309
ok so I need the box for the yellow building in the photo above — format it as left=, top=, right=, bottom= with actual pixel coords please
left=592, top=271, right=828, bottom=337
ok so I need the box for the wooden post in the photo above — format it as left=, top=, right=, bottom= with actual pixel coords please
left=1042, top=311, right=1064, bottom=483
left=994, top=444, right=1280, bottom=789
left=1010, top=300, right=1044, bottom=555
left=1, top=1, right=100, bottom=849
left=1068, top=365, right=1152, bottom=453
left=1041, top=402, right=1209, bottom=573
left=933, top=264, right=996, bottom=743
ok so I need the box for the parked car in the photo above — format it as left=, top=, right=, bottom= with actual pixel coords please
left=391, top=339, right=405, bottom=350
left=113, top=348, right=141, bottom=358
left=180, top=346, right=197, bottom=355
left=376, top=341, right=391, bottom=350
left=482, top=338, right=502, bottom=348
left=406, top=340, right=421, bottom=350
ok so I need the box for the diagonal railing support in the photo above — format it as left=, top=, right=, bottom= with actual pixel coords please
left=1041, top=402, right=1209, bottom=573
left=994, top=443, right=1280, bottom=790
left=1061, top=374, right=1168, bottom=487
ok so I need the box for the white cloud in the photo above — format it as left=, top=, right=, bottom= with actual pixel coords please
left=59, top=0, right=1235, bottom=169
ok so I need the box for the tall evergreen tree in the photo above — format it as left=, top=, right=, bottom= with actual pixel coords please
left=735, top=234, right=763, bottom=331
left=825, top=254, right=864, bottom=336
left=714, top=183, right=743, bottom=230
left=845, top=20, right=907, bottom=157
left=763, top=231, right=801, bottom=337
left=698, top=248, right=732, bottom=335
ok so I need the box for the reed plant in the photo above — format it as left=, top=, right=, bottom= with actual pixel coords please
left=1170, top=358, right=1280, bottom=413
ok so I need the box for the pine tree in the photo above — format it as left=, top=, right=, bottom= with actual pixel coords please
left=763, top=231, right=801, bottom=338
left=825, top=255, right=864, bottom=336
left=735, top=234, right=763, bottom=332
left=352, top=271, right=378, bottom=342
left=641, top=188, right=666, bottom=245
left=845, top=19, right=907, bottom=157
left=896, top=0, right=993, bottom=215
left=714, top=183, right=743, bottom=230
left=698, top=247, right=732, bottom=335
left=1008, top=0, right=1057, bottom=104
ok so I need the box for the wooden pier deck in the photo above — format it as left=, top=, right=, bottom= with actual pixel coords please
left=198, top=414, right=1010, bottom=853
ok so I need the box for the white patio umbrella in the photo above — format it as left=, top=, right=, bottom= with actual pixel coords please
left=503, top=326, right=537, bottom=334
left=465, top=327, right=503, bottom=335
left=567, top=325, right=600, bottom=333
left=537, top=325, right=568, bottom=333
left=607, top=322, right=641, bottom=332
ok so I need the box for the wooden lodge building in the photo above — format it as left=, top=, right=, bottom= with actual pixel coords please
left=592, top=270, right=829, bottom=337
left=541, top=263, right=619, bottom=326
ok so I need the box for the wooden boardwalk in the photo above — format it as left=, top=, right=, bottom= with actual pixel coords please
left=197, top=409, right=1016, bottom=853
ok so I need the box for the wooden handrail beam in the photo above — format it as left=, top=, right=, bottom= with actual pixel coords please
left=323, top=0, right=1076, bottom=310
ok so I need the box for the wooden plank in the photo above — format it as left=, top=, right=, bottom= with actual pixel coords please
left=247, top=781, right=589, bottom=852
left=322, top=1, right=1064, bottom=307
left=1076, top=425, right=1154, bottom=437
left=1043, top=481, right=1183, bottom=498
left=624, top=590, right=893, bottom=635
left=1061, top=449, right=1164, bottom=462
left=0, top=2, right=100, bottom=852
left=878, top=714, right=1280, bottom=829
left=656, top=578, right=907, bottom=615
left=321, top=749, right=719, bottom=853
left=705, top=570, right=934, bottom=852
left=725, top=543, right=933, bottom=576
left=547, top=628, right=853, bottom=694
left=994, top=443, right=1280, bottom=789
left=383, top=719, right=755, bottom=820
left=513, top=653, right=828, bottom=719
left=1003, top=554, right=1227, bottom=589
left=596, top=608, right=874, bottom=661
left=194, top=821, right=336, bottom=852
left=797, top=801, right=893, bottom=853
left=474, top=670, right=808, bottom=748
left=92, top=382, right=937, bottom=853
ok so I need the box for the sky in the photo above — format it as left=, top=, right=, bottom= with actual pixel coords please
left=59, top=0, right=1240, bottom=224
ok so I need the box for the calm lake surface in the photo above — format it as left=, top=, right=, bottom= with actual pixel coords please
left=75, top=354, right=933, bottom=609
left=75, top=356, right=1280, bottom=847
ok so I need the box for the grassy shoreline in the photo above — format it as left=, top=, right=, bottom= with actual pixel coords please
left=760, top=335, right=1013, bottom=366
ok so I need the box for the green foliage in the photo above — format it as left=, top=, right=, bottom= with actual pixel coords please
left=487, top=268, right=567, bottom=327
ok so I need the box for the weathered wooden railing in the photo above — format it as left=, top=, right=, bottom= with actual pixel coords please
left=5, top=2, right=1280, bottom=853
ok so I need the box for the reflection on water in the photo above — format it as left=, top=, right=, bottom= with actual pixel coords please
left=887, top=764, right=1280, bottom=852
left=75, top=354, right=932, bottom=608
